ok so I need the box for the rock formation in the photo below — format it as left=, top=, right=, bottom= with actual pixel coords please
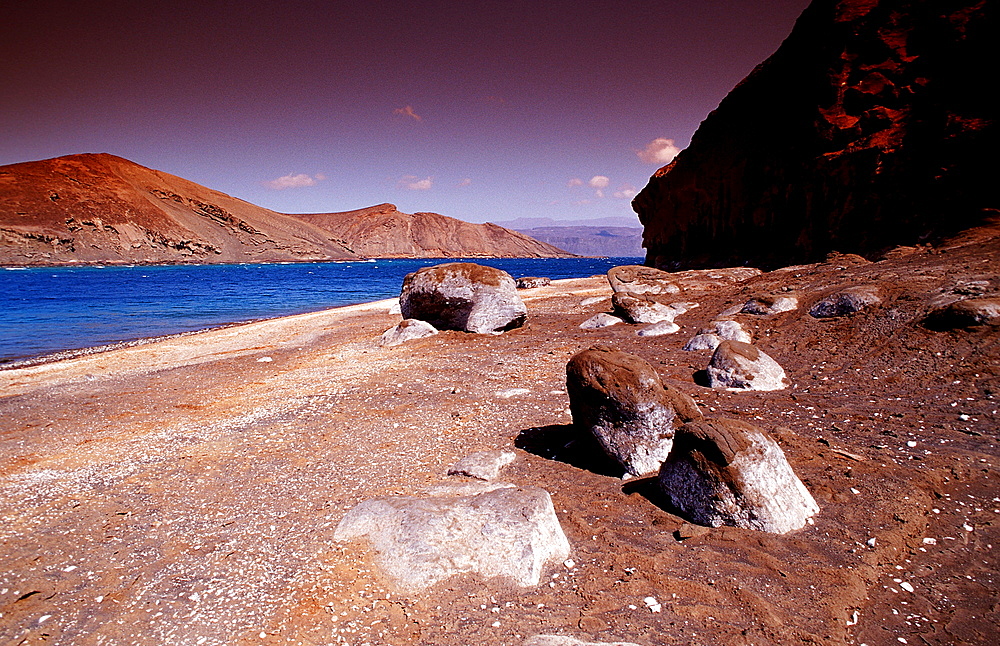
left=809, top=285, right=883, bottom=318
left=706, top=341, right=789, bottom=391
left=290, top=204, right=573, bottom=259
left=399, top=262, right=527, bottom=334
left=607, top=265, right=679, bottom=295
left=740, top=294, right=800, bottom=315
left=566, top=346, right=702, bottom=476
left=633, top=0, right=996, bottom=269
left=611, top=292, right=677, bottom=324
left=0, top=154, right=357, bottom=265
left=333, top=485, right=570, bottom=590
left=659, top=418, right=820, bottom=534
left=683, top=319, right=752, bottom=351
left=925, top=297, right=1000, bottom=329
left=447, top=451, right=517, bottom=481
left=379, top=319, right=439, bottom=347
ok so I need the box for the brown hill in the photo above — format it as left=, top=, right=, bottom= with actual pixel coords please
left=0, top=153, right=359, bottom=265
left=290, top=204, right=574, bottom=258
left=633, top=0, right=997, bottom=270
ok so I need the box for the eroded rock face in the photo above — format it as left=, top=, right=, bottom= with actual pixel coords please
left=741, top=294, right=799, bottom=315
left=566, top=346, right=702, bottom=476
left=516, top=276, right=551, bottom=289
left=400, top=263, right=527, bottom=334
left=379, top=319, right=438, bottom=347
left=637, top=320, right=681, bottom=337
left=809, top=285, right=882, bottom=318
left=659, top=418, right=819, bottom=534
left=925, top=297, right=1000, bottom=329
left=611, top=292, right=677, bottom=324
left=633, top=0, right=994, bottom=269
left=447, top=451, right=517, bottom=481
left=607, top=265, right=679, bottom=295
left=707, top=341, right=788, bottom=391
left=579, top=313, right=623, bottom=329
left=683, top=319, right=752, bottom=351
left=333, top=485, right=570, bottom=590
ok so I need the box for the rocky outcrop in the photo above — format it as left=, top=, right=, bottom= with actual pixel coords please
left=809, top=285, right=883, bottom=318
left=579, top=313, right=623, bottom=329
left=333, top=485, right=570, bottom=590
left=633, top=0, right=996, bottom=269
left=707, top=341, right=789, bottom=391
left=607, top=265, right=679, bottom=295
left=925, top=297, right=1000, bottom=329
left=447, top=451, right=517, bottom=481
left=611, top=292, right=677, bottom=324
left=399, top=262, right=527, bottom=334
left=741, top=294, right=799, bottom=315
left=516, top=276, right=551, bottom=289
left=683, top=319, right=752, bottom=351
left=659, top=419, right=819, bottom=533
left=291, top=205, right=573, bottom=259
left=566, top=346, right=702, bottom=476
left=0, top=154, right=358, bottom=265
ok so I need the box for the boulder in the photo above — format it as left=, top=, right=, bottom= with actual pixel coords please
left=524, top=637, right=642, bottom=646
left=636, top=320, right=680, bottom=337
left=516, top=276, right=551, bottom=289
left=611, top=291, right=677, bottom=324
left=707, top=341, right=788, bottom=391
left=683, top=319, right=751, bottom=351
left=334, top=485, right=570, bottom=590
left=579, top=313, right=623, bottom=329
left=399, top=262, right=527, bottom=334
left=808, top=285, right=882, bottom=318
left=607, top=265, right=679, bottom=295
left=566, top=346, right=702, bottom=476
left=925, top=297, right=1000, bottom=329
left=659, top=418, right=819, bottom=534
left=379, top=319, right=438, bottom=347
left=741, top=294, right=799, bottom=315
left=447, top=450, right=517, bottom=481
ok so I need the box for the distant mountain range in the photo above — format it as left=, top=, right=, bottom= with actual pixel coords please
left=493, top=217, right=645, bottom=258
left=0, top=154, right=571, bottom=266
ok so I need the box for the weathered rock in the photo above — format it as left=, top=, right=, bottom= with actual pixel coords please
left=611, top=291, right=676, bottom=324
left=580, top=296, right=607, bottom=307
left=524, top=637, right=642, bottom=646
left=636, top=320, right=681, bottom=337
left=566, top=346, right=702, bottom=476
left=516, top=276, right=551, bottom=289
left=333, top=485, right=570, bottom=590
left=808, top=285, right=882, bottom=318
left=607, top=265, right=679, bottom=295
left=579, top=313, right=623, bottom=329
left=447, top=450, right=517, bottom=481
left=633, top=1, right=994, bottom=269
left=741, top=294, right=799, bottom=315
left=659, top=418, right=819, bottom=534
left=399, top=262, right=527, bottom=334
left=707, top=341, right=788, bottom=391
left=683, top=319, right=751, bottom=351
left=925, top=297, right=1000, bottom=329
left=379, top=319, right=438, bottom=347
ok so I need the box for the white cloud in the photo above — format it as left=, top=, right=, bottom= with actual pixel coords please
left=457, top=178, right=472, bottom=187
left=588, top=175, right=610, bottom=189
left=567, top=177, right=584, bottom=187
left=263, top=173, right=321, bottom=190
left=394, top=105, right=422, bottom=121
left=613, top=184, right=637, bottom=199
left=638, top=137, right=681, bottom=164
left=399, top=175, right=433, bottom=190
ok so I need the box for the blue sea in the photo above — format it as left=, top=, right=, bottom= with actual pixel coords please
left=0, top=258, right=639, bottom=365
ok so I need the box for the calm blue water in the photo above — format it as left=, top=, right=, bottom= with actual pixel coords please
left=0, top=258, right=639, bottom=364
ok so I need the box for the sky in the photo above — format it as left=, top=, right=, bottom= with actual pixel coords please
left=2, top=0, right=810, bottom=224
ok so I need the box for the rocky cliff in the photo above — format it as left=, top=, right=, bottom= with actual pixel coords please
left=0, top=154, right=359, bottom=265
left=632, top=0, right=997, bottom=270
left=291, top=205, right=574, bottom=258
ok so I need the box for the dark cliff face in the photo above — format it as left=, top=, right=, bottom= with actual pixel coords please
left=633, top=0, right=997, bottom=270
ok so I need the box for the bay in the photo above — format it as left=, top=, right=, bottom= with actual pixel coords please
left=0, top=257, right=639, bottom=365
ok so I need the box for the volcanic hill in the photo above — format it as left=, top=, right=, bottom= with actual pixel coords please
left=290, top=204, right=573, bottom=259
left=633, top=0, right=997, bottom=270
left=0, top=154, right=570, bottom=265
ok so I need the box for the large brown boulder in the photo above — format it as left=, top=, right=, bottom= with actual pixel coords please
left=399, top=263, right=527, bottom=334
left=633, top=0, right=995, bottom=269
left=659, top=419, right=819, bottom=534
left=566, top=346, right=702, bottom=476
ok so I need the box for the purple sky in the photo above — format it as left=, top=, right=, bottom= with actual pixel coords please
left=2, top=0, right=809, bottom=224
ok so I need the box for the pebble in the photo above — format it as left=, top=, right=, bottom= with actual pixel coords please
left=900, top=582, right=915, bottom=593
left=564, top=559, right=576, bottom=569
left=906, top=441, right=917, bottom=447
left=257, top=356, right=273, bottom=362
left=963, top=523, right=974, bottom=532
left=866, top=537, right=876, bottom=547
left=922, top=537, right=937, bottom=545
left=643, top=596, right=661, bottom=612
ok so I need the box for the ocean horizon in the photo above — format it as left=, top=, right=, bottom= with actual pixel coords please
left=0, top=257, right=640, bottom=366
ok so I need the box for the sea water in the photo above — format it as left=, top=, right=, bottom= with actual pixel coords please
left=0, top=257, right=640, bottom=364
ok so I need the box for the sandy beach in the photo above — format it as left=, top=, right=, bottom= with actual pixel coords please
left=1, top=252, right=997, bottom=645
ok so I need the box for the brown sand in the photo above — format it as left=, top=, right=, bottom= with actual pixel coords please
left=1, top=241, right=997, bottom=645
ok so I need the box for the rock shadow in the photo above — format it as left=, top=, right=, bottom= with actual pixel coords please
left=692, top=369, right=711, bottom=387
left=515, top=424, right=625, bottom=478
left=620, top=476, right=688, bottom=519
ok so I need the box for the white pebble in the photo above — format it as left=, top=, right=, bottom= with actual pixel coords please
left=959, top=414, right=970, bottom=421
left=492, top=621, right=501, bottom=628
left=257, top=356, right=273, bottom=362
left=900, top=582, right=914, bottom=593
left=95, top=596, right=104, bottom=603
left=922, top=537, right=937, bottom=545
left=38, top=615, right=52, bottom=624
left=906, top=441, right=917, bottom=448
left=963, top=523, right=974, bottom=532
left=564, top=559, right=575, bottom=569
left=866, top=537, right=876, bottom=547
left=850, top=488, right=861, bottom=494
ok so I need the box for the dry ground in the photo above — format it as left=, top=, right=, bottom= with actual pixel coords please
left=1, top=234, right=998, bottom=645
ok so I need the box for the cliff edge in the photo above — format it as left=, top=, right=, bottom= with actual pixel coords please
left=632, top=0, right=997, bottom=269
